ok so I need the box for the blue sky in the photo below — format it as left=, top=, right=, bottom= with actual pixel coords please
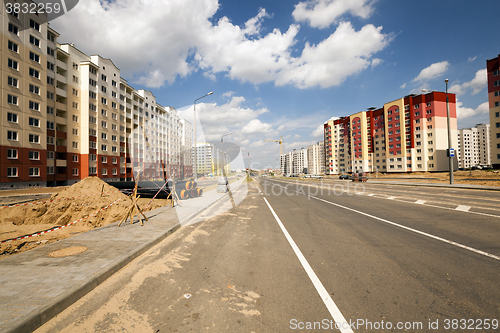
left=51, top=0, right=499, bottom=169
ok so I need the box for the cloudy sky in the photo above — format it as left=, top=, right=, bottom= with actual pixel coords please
left=51, top=0, right=499, bottom=169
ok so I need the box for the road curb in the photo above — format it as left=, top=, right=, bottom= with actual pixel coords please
left=366, top=180, right=500, bottom=191
left=5, top=218, right=179, bottom=333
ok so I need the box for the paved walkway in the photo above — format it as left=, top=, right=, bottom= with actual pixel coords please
left=0, top=177, right=247, bottom=333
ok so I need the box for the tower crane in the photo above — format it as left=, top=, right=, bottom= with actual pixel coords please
left=264, top=136, right=284, bottom=156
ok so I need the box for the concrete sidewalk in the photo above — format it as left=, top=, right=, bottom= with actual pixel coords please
left=365, top=179, right=500, bottom=191
left=0, top=177, right=247, bottom=333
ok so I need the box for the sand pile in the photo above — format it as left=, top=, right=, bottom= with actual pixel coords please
left=0, top=177, right=169, bottom=258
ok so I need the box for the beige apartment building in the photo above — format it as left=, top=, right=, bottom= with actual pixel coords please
left=487, top=55, right=500, bottom=168
left=307, top=141, right=325, bottom=175
left=457, top=124, right=491, bottom=169
left=1, top=1, right=192, bottom=187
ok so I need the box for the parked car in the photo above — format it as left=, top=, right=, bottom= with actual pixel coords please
left=339, top=174, right=350, bottom=180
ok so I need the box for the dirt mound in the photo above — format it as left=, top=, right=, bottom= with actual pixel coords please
left=0, top=177, right=170, bottom=258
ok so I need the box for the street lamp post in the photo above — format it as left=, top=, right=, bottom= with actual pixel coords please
left=221, top=132, right=232, bottom=176
left=193, top=92, right=213, bottom=181
left=445, top=79, right=454, bottom=184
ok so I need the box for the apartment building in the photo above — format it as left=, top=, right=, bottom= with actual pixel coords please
left=279, top=149, right=308, bottom=175
left=307, top=141, right=325, bottom=175
left=280, top=151, right=292, bottom=175
left=1, top=3, right=192, bottom=187
left=457, top=124, right=491, bottom=169
left=487, top=54, right=500, bottom=168
left=195, top=142, right=230, bottom=177
left=324, top=91, right=458, bottom=174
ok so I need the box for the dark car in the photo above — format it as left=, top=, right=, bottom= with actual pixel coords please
left=339, top=174, right=350, bottom=180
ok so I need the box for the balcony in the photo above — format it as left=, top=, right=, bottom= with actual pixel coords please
left=56, top=159, right=67, bottom=167
left=56, top=87, right=67, bottom=98
left=56, top=59, right=67, bottom=71
left=56, top=145, right=67, bottom=153
left=56, top=73, right=67, bottom=84
left=56, top=131, right=67, bottom=139
left=55, top=116, right=67, bottom=125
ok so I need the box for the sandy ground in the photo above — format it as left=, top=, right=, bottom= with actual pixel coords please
left=367, top=170, right=500, bottom=186
left=0, top=177, right=171, bottom=259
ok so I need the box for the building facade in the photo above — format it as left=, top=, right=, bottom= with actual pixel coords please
left=195, top=142, right=230, bottom=177
left=1, top=2, right=192, bottom=187
left=324, top=91, right=458, bottom=174
left=307, top=141, right=325, bottom=175
left=457, top=124, right=491, bottom=169
left=487, top=54, right=500, bottom=168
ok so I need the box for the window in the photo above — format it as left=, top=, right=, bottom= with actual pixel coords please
left=89, top=167, right=97, bottom=175
left=73, top=62, right=79, bottom=70
left=72, top=168, right=79, bottom=176
left=102, top=169, right=108, bottom=176
left=29, top=167, right=40, bottom=177
left=101, top=144, right=107, bottom=151
left=29, top=84, right=40, bottom=95
left=72, top=128, right=79, bottom=136
left=7, top=112, right=18, bottom=123
left=112, top=102, right=117, bottom=108
left=47, top=76, right=54, bottom=86
left=47, top=47, right=55, bottom=57
left=89, top=78, right=96, bottom=86
left=73, top=75, right=79, bottom=83
left=8, top=76, right=18, bottom=88
left=112, top=157, right=117, bottom=164
left=101, top=97, right=107, bottom=105
left=89, top=116, right=97, bottom=124
left=112, top=146, right=117, bottom=152
left=8, top=40, right=18, bottom=53
left=47, top=166, right=55, bottom=175
left=101, top=109, right=107, bottom=116
left=72, top=102, right=78, bottom=110
left=29, top=35, right=40, bottom=47
left=497, top=123, right=500, bottom=128
left=112, top=124, right=117, bottom=131
left=29, top=151, right=40, bottom=160
left=101, top=74, right=107, bottom=82
left=47, top=137, right=55, bottom=145
left=112, top=135, right=117, bottom=142
left=47, top=106, right=55, bottom=115
left=90, top=142, right=97, bottom=149
left=112, top=169, right=118, bottom=175
left=29, top=52, right=40, bottom=63
left=8, top=58, right=18, bottom=70
left=73, top=115, right=79, bottom=123
left=496, top=112, right=499, bottom=117
left=101, top=121, right=107, bottom=128
left=29, top=101, right=40, bottom=111
left=72, top=141, right=78, bottom=149
left=7, top=149, right=18, bottom=159
left=29, top=68, right=40, bottom=79
left=29, top=117, right=40, bottom=127
left=30, top=19, right=40, bottom=31
left=7, top=94, right=18, bottom=105
left=29, top=134, right=40, bottom=143
left=112, top=80, right=117, bottom=87
left=73, top=155, right=79, bottom=162
left=8, top=23, right=19, bottom=36
left=101, top=133, right=107, bottom=140
left=7, top=167, right=18, bottom=177
left=72, top=89, right=79, bottom=96
left=102, top=156, right=107, bottom=163
left=47, top=121, right=55, bottom=130
left=101, top=86, right=107, bottom=93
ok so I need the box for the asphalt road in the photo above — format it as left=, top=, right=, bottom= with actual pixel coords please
left=36, top=177, right=500, bottom=332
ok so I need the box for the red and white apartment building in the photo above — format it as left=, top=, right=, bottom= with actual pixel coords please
left=324, top=92, right=458, bottom=174
left=487, top=54, right=500, bottom=169
left=1, top=1, right=192, bottom=188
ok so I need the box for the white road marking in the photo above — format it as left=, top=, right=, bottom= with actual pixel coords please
left=367, top=194, right=375, bottom=197
left=456, top=205, right=471, bottom=212
left=415, top=200, right=426, bottom=204
left=263, top=197, right=354, bottom=333
left=387, top=196, right=396, bottom=200
left=265, top=180, right=500, bottom=262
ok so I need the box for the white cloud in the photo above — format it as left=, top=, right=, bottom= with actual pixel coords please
left=293, top=0, right=377, bottom=29
left=399, top=83, right=406, bottom=89
left=52, top=0, right=392, bottom=90
left=275, top=22, right=392, bottom=89
left=467, top=56, right=477, bottom=62
left=242, top=119, right=273, bottom=135
left=412, top=61, right=449, bottom=82
left=312, top=124, right=324, bottom=138
left=449, top=69, right=487, bottom=96
left=456, top=101, right=489, bottom=120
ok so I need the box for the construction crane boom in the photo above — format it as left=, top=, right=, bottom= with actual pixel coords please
left=264, top=136, right=284, bottom=156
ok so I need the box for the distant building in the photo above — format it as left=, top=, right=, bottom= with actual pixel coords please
left=307, top=141, right=325, bottom=175
left=195, top=143, right=229, bottom=177
left=324, top=91, right=458, bottom=174
left=457, top=124, right=491, bottom=169
left=487, top=54, right=500, bottom=168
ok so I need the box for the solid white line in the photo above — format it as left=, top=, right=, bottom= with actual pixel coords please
left=415, top=200, right=426, bottom=204
left=311, top=196, right=500, bottom=262
left=456, top=205, right=471, bottom=212
left=387, top=196, right=396, bottom=200
left=263, top=197, right=354, bottom=333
